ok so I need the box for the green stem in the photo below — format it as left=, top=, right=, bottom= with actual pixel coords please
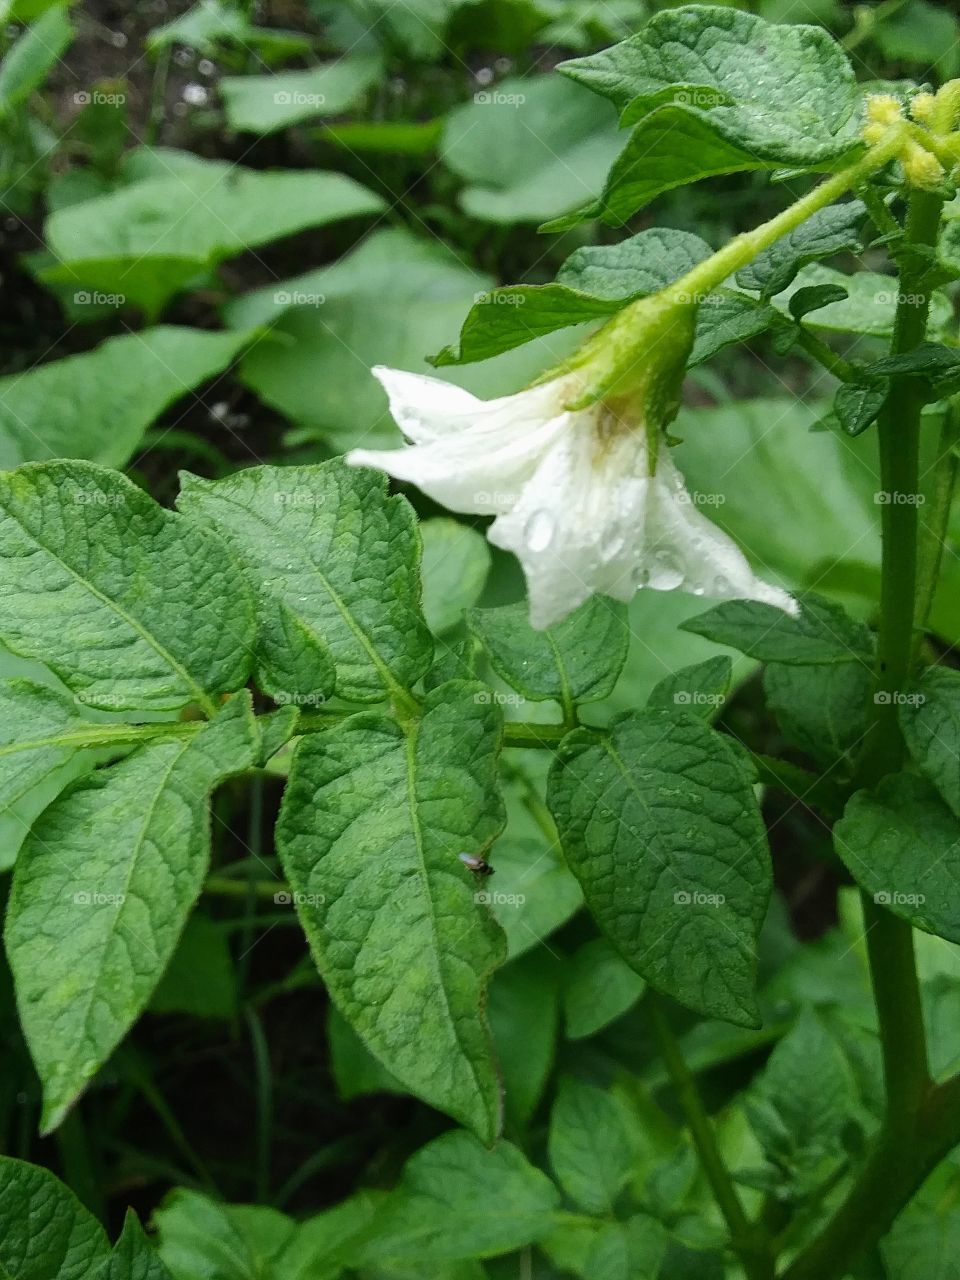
left=648, top=993, right=774, bottom=1280
left=795, top=328, right=861, bottom=383
left=204, top=874, right=285, bottom=901
left=784, top=187, right=944, bottom=1280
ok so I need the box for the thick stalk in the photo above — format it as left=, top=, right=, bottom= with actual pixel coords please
left=784, top=189, right=944, bottom=1280
left=648, top=994, right=774, bottom=1280
left=915, top=397, right=960, bottom=639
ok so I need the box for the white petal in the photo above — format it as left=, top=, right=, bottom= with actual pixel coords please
left=347, top=380, right=571, bottom=516
left=372, top=366, right=567, bottom=444
left=489, top=418, right=650, bottom=628
left=646, top=453, right=798, bottom=615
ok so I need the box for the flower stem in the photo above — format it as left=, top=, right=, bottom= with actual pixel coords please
left=915, top=395, right=960, bottom=641
left=648, top=993, right=774, bottom=1280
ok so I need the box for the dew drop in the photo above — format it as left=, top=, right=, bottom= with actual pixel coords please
left=523, top=510, right=554, bottom=553
left=650, top=550, right=684, bottom=591
left=631, top=564, right=650, bottom=589
left=712, top=573, right=731, bottom=595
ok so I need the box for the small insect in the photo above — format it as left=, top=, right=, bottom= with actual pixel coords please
left=458, top=851, right=495, bottom=877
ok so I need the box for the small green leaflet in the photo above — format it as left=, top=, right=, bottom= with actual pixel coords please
left=0, top=462, right=254, bottom=714
left=900, top=666, right=960, bottom=816
left=179, top=461, right=432, bottom=704
left=352, top=1130, right=560, bottom=1265
left=557, top=7, right=861, bottom=225
left=735, top=200, right=867, bottom=298
left=468, top=597, right=629, bottom=709
left=563, top=937, right=645, bottom=1039
left=745, top=1008, right=858, bottom=1198
left=432, top=228, right=711, bottom=366
left=548, top=1078, right=636, bottom=1213
left=275, top=682, right=507, bottom=1142
left=682, top=595, right=873, bottom=665
left=6, top=693, right=260, bottom=1132
left=764, top=661, right=871, bottom=769
left=154, top=1191, right=299, bottom=1280
left=419, top=518, right=491, bottom=635
left=0, top=3, right=73, bottom=117
left=0, top=1156, right=110, bottom=1280
left=548, top=709, right=771, bottom=1026
left=835, top=773, right=960, bottom=946
left=0, top=680, right=99, bottom=817
left=646, top=655, right=732, bottom=719
left=93, top=1213, right=173, bottom=1280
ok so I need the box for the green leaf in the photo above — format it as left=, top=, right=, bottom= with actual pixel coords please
left=787, top=282, right=848, bottom=322
left=682, top=595, right=873, bottom=665
left=835, top=773, right=960, bottom=945
left=42, top=163, right=383, bottom=317
left=352, top=1130, right=560, bottom=1265
left=736, top=200, right=866, bottom=298
left=833, top=383, right=886, bottom=438
left=420, top=518, right=491, bottom=634
left=468, top=597, right=629, bottom=709
left=94, top=1212, right=173, bottom=1280
left=440, top=74, right=625, bottom=225
left=0, top=679, right=100, bottom=817
left=328, top=1004, right=405, bottom=1100
left=548, top=1078, right=636, bottom=1213
left=646, top=655, right=732, bottom=719
left=220, top=55, right=382, bottom=134
left=0, top=4, right=73, bottom=115
left=559, top=7, right=860, bottom=223
left=690, top=290, right=784, bottom=366
left=179, top=461, right=431, bottom=704
left=153, top=1190, right=296, bottom=1280
left=867, top=342, right=960, bottom=401
left=745, top=1008, right=858, bottom=1197
left=275, top=682, right=507, bottom=1141
left=146, top=0, right=311, bottom=58
left=149, top=913, right=237, bottom=1022
left=0, top=1156, right=110, bottom=1279
left=900, top=666, right=960, bottom=816
left=488, top=950, right=561, bottom=1129
left=0, top=327, right=252, bottom=469
left=548, top=709, right=771, bottom=1026
left=563, top=937, right=646, bottom=1039
left=254, top=705, right=300, bottom=767
left=431, top=227, right=710, bottom=366
left=6, top=693, right=259, bottom=1132
left=772, top=265, right=953, bottom=339
left=882, top=1200, right=960, bottom=1280
left=0, top=462, right=254, bottom=714
left=764, top=661, right=871, bottom=768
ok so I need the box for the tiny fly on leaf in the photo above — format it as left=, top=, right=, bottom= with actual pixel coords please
left=458, top=851, right=494, bottom=877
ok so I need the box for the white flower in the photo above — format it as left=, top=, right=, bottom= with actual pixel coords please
left=346, top=366, right=797, bottom=629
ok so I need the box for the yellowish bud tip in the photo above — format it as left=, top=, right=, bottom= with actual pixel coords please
left=862, top=121, right=887, bottom=146
left=909, top=92, right=936, bottom=124
left=902, top=139, right=945, bottom=190
left=866, top=94, right=903, bottom=126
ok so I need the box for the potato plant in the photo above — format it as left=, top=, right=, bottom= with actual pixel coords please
left=1, top=2, right=960, bottom=1279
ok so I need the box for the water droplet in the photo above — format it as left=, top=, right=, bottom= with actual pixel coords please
left=650, top=550, right=684, bottom=590
left=691, top=584, right=706, bottom=596
left=182, top=82, right=208, bottom=106
left=631, top=564, right=650, bottom=589
left=712, top=574, right=731, bottom=595
left=523, top=510, right=554, bottom=553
